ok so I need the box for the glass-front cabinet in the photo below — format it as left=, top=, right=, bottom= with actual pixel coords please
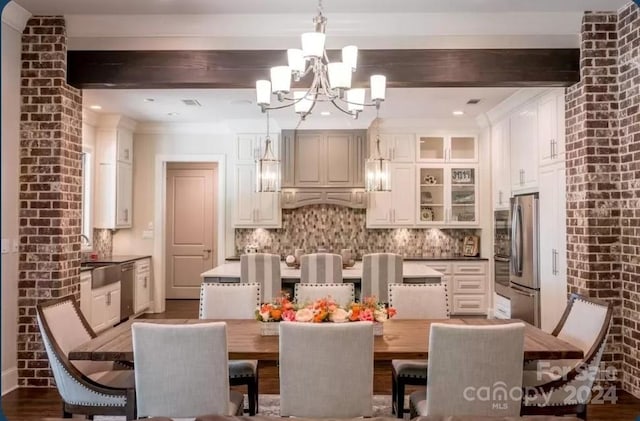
left=418, top=134, right=477, bottom=162
left=418, top=165, right=478, bottom=226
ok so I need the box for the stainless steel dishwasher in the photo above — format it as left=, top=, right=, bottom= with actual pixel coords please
left=120, top=262, right=135, bottom=321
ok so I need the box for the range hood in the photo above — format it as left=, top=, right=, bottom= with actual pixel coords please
left=280, top=129, right=368, bottom=209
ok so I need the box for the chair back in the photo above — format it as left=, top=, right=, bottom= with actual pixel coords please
left=36, top=296, right=127, bottom=408
left=279, top=322, right=373, bottom=417
left=294, top=283, right=355, bottom=307
left=524, top=294, right=613, bottom=407
left=300, top=253, right=343, bottom=283
left=199, top=283, right=260, bottom=319
left=426, top=323, right=525, bottom=416
left=240, top=253, right=282, bottom=302
left=132, top=322, right=231, bottom=418
left=361, top=253, right=403, bottom=302
left=388, top=283, right=449, bottom=319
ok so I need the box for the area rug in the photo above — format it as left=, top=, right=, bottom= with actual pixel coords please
left=95, top=394, right=403, bottom=420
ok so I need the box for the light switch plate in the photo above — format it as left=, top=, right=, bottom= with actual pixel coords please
left=142, top=230, right=153, bottom=239
left=12, top=239, right=19, bottom=253
left=1, top=238, right=9, bottom=254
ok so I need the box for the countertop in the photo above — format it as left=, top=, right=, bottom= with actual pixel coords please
left=202, top=261, right=444, bottom=280
left=225, top=255, right=488, bottom=262
left=81, top=255, right=151, bottom=265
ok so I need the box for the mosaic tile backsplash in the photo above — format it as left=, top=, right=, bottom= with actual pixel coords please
left=92, top=228, right=113, bottom=258
left=235, top=205, right=480, bottom=259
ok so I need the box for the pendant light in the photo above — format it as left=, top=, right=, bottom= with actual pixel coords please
left=256, top=112, right=281, bottom=193
left=365, top=109, right=391, bottom=192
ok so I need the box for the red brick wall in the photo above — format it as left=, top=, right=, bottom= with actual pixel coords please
left=618, top=3, right=640, bottom=398
left=565, top=11, right=623, bottom=380
left=18, top=16, right=83, bottom=387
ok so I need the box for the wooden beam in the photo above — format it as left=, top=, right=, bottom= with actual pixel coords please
left=67, top=49, right=579, bottom=89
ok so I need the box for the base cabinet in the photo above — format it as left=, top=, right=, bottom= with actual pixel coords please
left=91, top=281, right=121, bottom=333
left=423, top=261, right=488, bottom=315
left=135, top=258, right=152, bottom=313
left=79, top=272, right=92, bottom=321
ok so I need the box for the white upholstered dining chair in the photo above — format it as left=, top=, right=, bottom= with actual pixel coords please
left=279, top=322, right=374, bottom=417
left=240, top=253, right=282, bottom=303
left=521, top=294, right=613, bottom=420
left=361, top=253, right=403, bottom=302
left=132, top=322, right=244, bottom=419
left=36, top=295, right=136, bottom=419
left=199, top=283, right=260, bottom=415
left=299, top=253, right=343, bottom=283
left=409, top=322, right=525, bottom=418
left=389, top=283, right=449, bottom=417
left=294, top=282, right=355, bottom=307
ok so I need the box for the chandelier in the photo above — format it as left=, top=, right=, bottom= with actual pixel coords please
left=256, top=112, right=281, bottom=193
left=254, top=0, right=387, bottom=120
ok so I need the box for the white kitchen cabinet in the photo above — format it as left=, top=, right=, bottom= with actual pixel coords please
left=134, top=258, right=152, bottom=313
left=417, top=134, right=478, bottom=163
left=366, top=164, right=415, bottom=227
left=233, top=164, right=281, bottom=228
left=79, top=271, right=92, bottom=321
left=491, top=119, right=511, bottom=210
left=236, top=133, right=279, bottom=163
left=538, top=163, right=567, bottom=332
left=510, top=103, right=538, bottom=193
left=95, top=123, right=135, bottom=229
left=377, top=134, right=415, bottom=162
left=538, top=92, right=566, bottom=167
left=90, top=281, right=121, bottom=333
left=417, top=165, right=479, bottom=227
left=423, top=261, right=488, bottom=315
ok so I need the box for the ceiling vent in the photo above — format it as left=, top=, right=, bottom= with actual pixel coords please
left=181, top=99, right=202, bottom=107
left=466, top=98, right=481, bottom=105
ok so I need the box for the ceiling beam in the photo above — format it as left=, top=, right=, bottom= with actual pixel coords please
left=67, top=49, right=579, bottom=89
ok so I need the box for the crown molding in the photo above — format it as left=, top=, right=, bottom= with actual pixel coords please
left=96, top=114, right=138, bottom=131
left=2, top=1, right=31, bottom=33
left=484, top=88, right=551, bottom=125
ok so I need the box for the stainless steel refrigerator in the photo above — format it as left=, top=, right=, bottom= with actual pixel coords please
left=508, top=193, right=540, bottom=327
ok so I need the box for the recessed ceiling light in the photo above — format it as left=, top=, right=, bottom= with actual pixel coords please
left=144, top=98, right=155, bottom=103
left=167, top=112, right=179, bottom=116
left=321, top=111, right=331, bottom=116
left=89, top=105, right=102, bottom=110
left=452, top=110, right=465, bottom=116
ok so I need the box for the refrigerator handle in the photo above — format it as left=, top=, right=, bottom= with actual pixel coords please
left=510, top=283, right=535, bottom=297
left=511, top=203, right=523, bottom=277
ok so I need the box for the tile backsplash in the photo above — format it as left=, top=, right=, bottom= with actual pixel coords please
left=235, top=205, right=480, bottom=258
left=92, top=228, right=113, bottom=257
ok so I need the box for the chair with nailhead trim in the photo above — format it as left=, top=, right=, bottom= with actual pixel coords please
left=36, top=295, right=136, bottom=419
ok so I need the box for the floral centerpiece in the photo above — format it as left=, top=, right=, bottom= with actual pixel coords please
left=256, top=292, right=396, bottom=336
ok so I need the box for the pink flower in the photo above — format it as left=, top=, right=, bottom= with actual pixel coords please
left=359, top=308, right=374, bottom=321
left=282, top=309, right=296, bottom=321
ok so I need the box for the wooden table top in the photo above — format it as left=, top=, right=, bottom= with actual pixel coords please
left=69, top=319, right=583, bottom=362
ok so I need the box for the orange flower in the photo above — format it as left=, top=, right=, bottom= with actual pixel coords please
left=387, top=307, right=397, bottom=318
left=349, top=304, right=361, bottom=321
left=270, top=308, right=282, bottom=321
left=313, top=310, right=328, bottom=323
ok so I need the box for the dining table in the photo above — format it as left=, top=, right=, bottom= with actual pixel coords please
left=68, top=318, right=583, bottom=362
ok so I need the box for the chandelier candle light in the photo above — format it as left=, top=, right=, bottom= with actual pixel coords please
left=254, top=0, right=387, bottom=120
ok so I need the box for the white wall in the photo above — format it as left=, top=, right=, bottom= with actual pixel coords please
left=1, top=18, right=24, bottom=395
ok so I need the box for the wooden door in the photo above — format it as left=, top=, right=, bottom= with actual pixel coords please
left=166, top=163, right=217, bottom=299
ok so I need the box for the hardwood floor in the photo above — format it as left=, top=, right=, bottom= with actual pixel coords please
left=3, top=299, right=639, bottom=421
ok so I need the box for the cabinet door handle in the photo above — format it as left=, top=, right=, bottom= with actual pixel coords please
left=124, top=209, right=129, bottom=222
left=499, top=190, right=503, bottom=205
left=125, top=149, right=130, bottom=161
left=519, top=169, right=525, bottom=186
left=144, top=276, right=148, bottom=288
left=106, top=291, right=111, bottom=306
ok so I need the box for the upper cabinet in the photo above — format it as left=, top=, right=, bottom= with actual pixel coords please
left=94, top=116, right=137, bottom=229
left=233, top=134, right=281, bottom=228
left=282, top=130, right=366, bottom=188
left=538, top=91, right=566, bottom=167
left=417, top=134, right=478, bottom=163
left=376, top=133, right=415, bottom=162
left=510, top=103, right=538, bottom=193
left=491, top=119, right=511, bottom=210
left=366, top=164, right=416, bottom=227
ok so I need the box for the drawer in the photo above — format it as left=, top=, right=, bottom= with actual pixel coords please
left=135, top=259, right=151, bottom=273
left=423, top=262, right=452, bottom=275
left=452, top=294, right=487, bottom=315
left=452, top=275, right=486, bottom=294
left=453, top=262, right=486, bottom=275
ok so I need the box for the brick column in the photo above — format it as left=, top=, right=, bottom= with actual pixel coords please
left=18, top=16, right=83, bottom=387
left=565, top=12, right=623, bottom=379
left=618, top=3, right=640, bottom=398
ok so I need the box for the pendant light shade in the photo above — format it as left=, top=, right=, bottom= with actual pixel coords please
left=270, top=66, right=292, bottom=94
left=365, top=155, right=391, bottom=192
left=256, top=80, right=272, bottom=106
left=301, top=32, right=326, bottom=58
left=370, top=75, right=387, bottom=102
left=342, top=45, right=358, bottom=71
left=347, top=88, right=365, bottom=113
left=294, top=91, right=315, bottom=114
left=327, top=62, right=352, bottom=90
left=287, top=48, right=306, bottom=74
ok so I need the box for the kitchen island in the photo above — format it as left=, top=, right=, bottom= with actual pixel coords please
left=201, top=261, right=443, bottom=284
